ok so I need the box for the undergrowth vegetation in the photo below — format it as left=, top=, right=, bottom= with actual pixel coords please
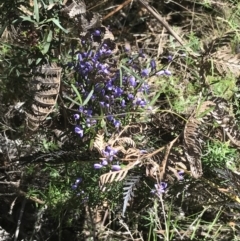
left=1, top=0, right=240, bottom=240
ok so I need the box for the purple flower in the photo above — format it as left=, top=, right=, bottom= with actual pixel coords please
left=71, top=184, right=78, bottom=190
left=74, top=114, right=80, bottom=120
left=75, top=126, right=83, bottom=137
left=100, top=101, right=105, bottom=107
left=77, top=53, right=83, bottom=61
left=151, top=182, right=168, bottom=195
left=113, top=119, right=121, bottom=128
left=178, top=170, right=184, bottom=180
left=93, top=29, right=101, bottom=36
left=101, top=160, right=108, bottom=166
left=150, top=59, right=156, bottom=71
left=121, top=99, right=126, bottom=107
left=111, top=165, right=121, bottom=171
left=156, top=70, right=165, bottom=76
left=107, top=115, right=114, bottom=121
left=71, top=177, right=82, bottom=190
left=135, top=98, right=146, bottom=107
left=101, top=146, right=118, bottom=163
left=128, top=76, right=137, bottom=87
left=75, top=178, right=82, bottom=184
left=141, top=68, right=150, bottom=77
left=168, top=55, right=173, bottom=61
left=124, top=42, right=131, bottom=52
left=114, top=87, right=124, bottom=97
left=79, top=106, right=84, bottom=113
left=139, top=49, right=145, bottom=58
left=84, top=109, right=92, bottom=117
left=164, top=69, right=171, bottom=76
left=139, top=82, right=149, bottom=92
left=127, top=93, right=134, bottom=100
left=86, top=118, right=96, bottom=127
left=106, top=80, right=113, bottom=90
left=94, top=163, right=103, bottom=169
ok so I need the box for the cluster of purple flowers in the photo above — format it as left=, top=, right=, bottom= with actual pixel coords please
left=151, top=182, right=168, bottom=195
left=94, top=146, right=121, bottom=171
left=72, top=27, right=173, bottom=139
left=74, top=106, right=96, bottom=137
left=70, top=27, right=174, bottom=176
left=71, top=177, right=82, bottom=190
left=151, top=171, right=184, bottom=196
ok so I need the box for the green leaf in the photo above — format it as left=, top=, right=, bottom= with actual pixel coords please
left=101, top=119, right=106, bottom=128
left=41, top=30, right=53, bottom=54
left=120, top=64, right=145, bottom=93
left=65, top=96, right=82, bottom=106
left=0, top=22, right=8, bottom=38
left=49, top=18, right=69, bottom=33
left=42, top=42, right=50, bottom=54
left=33, top=0, right=39, bottom=23
left=149, top=90, right=161, bottom=107
left=36, top=58, right=42, bottom=65
left=71, top=84, right=82, bottom=105
left=47, top=30, right=53, bottom=42
left=82, top=89, right=94, bottom=106
left=20, top=16, right=36, bottom=23
left=119, top=66, right=123, bottom=87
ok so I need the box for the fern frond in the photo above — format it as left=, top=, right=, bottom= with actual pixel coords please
left=94, top=134, right=105, bottom=153
left=116, top=137, right=136, bottom=147
left=100, top=160, right=140, bottom=187
left=183, top=116, right=203, bottom=178
left=122, top=175, right=141, bottom=217
left=212, top=50, right=240, bottom=77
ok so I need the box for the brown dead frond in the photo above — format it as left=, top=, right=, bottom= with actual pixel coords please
left=183, top=101, right=216, bottom=178
left=99, top=160, right=141, bottom=187
left=25, top=64, right=61, bottom=131
left=94, top=133, right=105, bottom=154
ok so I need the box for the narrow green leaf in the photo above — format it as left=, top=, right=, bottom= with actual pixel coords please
left=20, top=16, right=35, bottom=23
left=0, top=22, right=8, bottom=38
left=42, top=42, right=50, bottom=54
left=121, top=64, right=144, bottom=83
left=82, top=89, right=94, bottom=106
left=49, top=18, right=69, bottom=33
left=71, top=84, right=82, bottom=105
left=149, top=90, right=161, bottom=106
left=119, top=66, right=123, bottom=87
left=65, top=95, right=82, bottom=106
left=33, top=0, right=39, bottom=23
left=36, top=58, right=42, bottom=65
left=47, top=30, right=53, bottom=42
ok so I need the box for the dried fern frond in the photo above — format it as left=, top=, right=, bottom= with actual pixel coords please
left=122, top=175, right=141, bottom=217
left=204, top=30, right=240, bottom=55
left=100, top=160, right=140, bottom=187
left=114, top=137, right=136, bottom=148
left=25, top=64, right=61, bottom=131
left=211, top=47, right=240, bottom=77
left=94, top=133, right=105, bottom=153
left=183, top=101, right=216, bottom=178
